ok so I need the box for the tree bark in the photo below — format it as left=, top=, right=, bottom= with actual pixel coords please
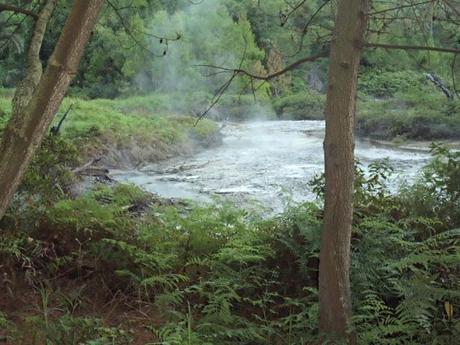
left=319, top=0, right=369, bottom=343
left=12, top=0, right=57, bottom=118
left=0, top=1, right=105, bottom=220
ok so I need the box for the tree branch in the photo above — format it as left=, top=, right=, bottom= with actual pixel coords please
left=196, top=48, right=329, bottom=81
left=12, top=0, right=57, bottom=117
left=106, top=0, right=181, bottom=58
left=365, top=42, right=460, bottom=54
left=368, top=0, right=435, bottom=16
left=193, top=47, right=329, bottom=124
left=0, top=4, right=38, bottom=20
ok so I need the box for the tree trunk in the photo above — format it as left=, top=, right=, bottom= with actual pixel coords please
left=12, top=0, right=57, bottom=118
left=0, top=1, right=105, bottom=220
left=319, top=0, right=368, bottom=343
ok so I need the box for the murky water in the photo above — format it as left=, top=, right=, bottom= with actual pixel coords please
left=112, top=121, right=431, bottom=212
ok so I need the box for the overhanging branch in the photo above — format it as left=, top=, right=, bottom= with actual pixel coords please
left=0, top=4, right=38, bottom=20
left=365, top=42, right=460, bottom=54
left=194, top=48, right=329, bottom=124
left=196, top=48, right=329, bottom=81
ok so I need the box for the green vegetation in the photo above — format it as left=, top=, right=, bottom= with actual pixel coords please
left=273, top=90, right=326, bottom=120
left=2, top=0, right=459, bottom=137
left=355, top=70, right=460, bottom=140
left=0, top=144, right=458, bottom=344
left=0, top=92, right=220, bottom=166
left=357, top=89, right=460, bottom=140
left=271, top=70, right=460, bottom=140
left=1, top=1, right=460, bottom=343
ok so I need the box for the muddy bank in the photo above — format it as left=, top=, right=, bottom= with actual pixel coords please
left=365, top=138, right=460, bottom=153
left=112, top=120, right=432, bottom=213
left=94, top=130, right=223, bottom=169
left=71, top=127, right=223, bottom=197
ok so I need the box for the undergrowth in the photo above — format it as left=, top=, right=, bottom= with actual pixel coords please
left=0, top=140, right=459, bottom=344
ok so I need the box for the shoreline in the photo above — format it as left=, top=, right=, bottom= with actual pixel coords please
left=363, top=137, right=460, bottom=152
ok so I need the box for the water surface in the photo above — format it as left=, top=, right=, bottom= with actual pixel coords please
left=112, top=121, right=430, bottom=212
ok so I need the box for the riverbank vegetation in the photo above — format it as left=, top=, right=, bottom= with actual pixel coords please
left=1, top=0, right=460, bottom=344
left=0, top=143, right=458, bottom=344
left=0, top=93, right=220, bottom=167
left=2, top=1, right=459, bottom=139
left=274, top=70, right=460, bottom=141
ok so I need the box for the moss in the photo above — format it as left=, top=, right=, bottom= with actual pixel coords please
left=0, top=93, right=12, bottom=130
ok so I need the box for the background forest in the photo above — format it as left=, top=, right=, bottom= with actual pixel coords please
left=0, top=0, right=459, bottom=344
left=2, top=0, right=460, bottom=137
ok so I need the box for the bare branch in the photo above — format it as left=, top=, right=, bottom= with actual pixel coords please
left=0, top=4, right=38, bottom=20
left=196, top=48, right=329, bottom=81
left=106, top=0, right=180, bottom=58
left=442, top=0, right=460, bottom=17
left=365, top=42, right=460, bottom=54
left=280, top=0, right=308, bottom=26
left=368, top=0, right=435, bottom=16
left=452, top=53, right=459, bottom=99
left=193, top=71, right=238, bottom=126
left=193, top=46, right=328, bottom=125
left=283, top=0, right=332, bottom=58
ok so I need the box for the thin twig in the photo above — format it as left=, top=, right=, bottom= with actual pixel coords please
left=365, top=42, right=460, bottom=54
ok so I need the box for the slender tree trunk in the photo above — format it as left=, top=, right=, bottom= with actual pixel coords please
left=12, top=0, right=56, bottom=118
left=318, top=0, right=368, bottom=343
left=0, top=1, right=105, bottom=220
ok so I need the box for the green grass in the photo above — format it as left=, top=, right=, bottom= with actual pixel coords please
left=357, top=90, right=460, bottom=140
left=0, top=91, right=219, bottom=161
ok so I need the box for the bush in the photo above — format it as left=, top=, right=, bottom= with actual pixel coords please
left=272, top=90, right=325, bottom=120
left=358, top=69, right=424, bottom=98
left=357, top=89, right=460, bottom=140
left=1, top=135, right=79, bottom=232
left=218, top=94, right=276, bottom=121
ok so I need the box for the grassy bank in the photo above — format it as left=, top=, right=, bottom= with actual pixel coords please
left=0, top=148, right=458, bottom=344
left=272, top=91, right=460, bottom=141
left=356, top=91, right=460, bottom=141
left=271, top=70, right=460, bottom=141
left=0, top=92, right=221, bottom=167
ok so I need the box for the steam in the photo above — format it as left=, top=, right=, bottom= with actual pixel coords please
left=134, top=0, right=273, bottom=120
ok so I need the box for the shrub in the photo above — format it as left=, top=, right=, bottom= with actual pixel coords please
left=358, top=69, right=424, bottom=98
left=272, top=91, right=325, bottom=120
left=357, top=90, right=460, bottom=140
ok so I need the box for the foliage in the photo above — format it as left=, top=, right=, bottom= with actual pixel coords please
left=358, top=69, right=424, bottom=98
left=272, top=91, right=325, bottom=120
left=1, top=0, right=460, bottom=343
left=20, top=315, right=132, bottom=345
left=399, top=143, right=460, bottom=229
left=2, top=146, right=460, bottom=344
left=0, top=93, right=220, bottom=166
left=357, top=89, right=460, bottom=140
left=1, top=135, right=79, bottom=232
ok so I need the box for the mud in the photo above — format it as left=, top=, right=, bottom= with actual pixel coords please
left=111, top=121, right=431, bottom=213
